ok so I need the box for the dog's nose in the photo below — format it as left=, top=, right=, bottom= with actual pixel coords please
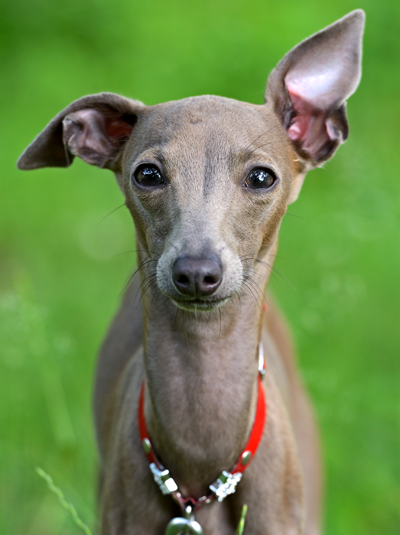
left=172, top=255, right=222, bottom=298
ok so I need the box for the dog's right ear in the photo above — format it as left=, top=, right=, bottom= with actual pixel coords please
left=17, top=93, right=144, bottom=174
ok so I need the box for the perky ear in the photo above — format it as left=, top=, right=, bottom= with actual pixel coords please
left=17, top=93, right=144, bottom=172
left=265, top=10, right=365, bottom=166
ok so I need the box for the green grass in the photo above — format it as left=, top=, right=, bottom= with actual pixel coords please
left=1, top=0, right=400, bottom=534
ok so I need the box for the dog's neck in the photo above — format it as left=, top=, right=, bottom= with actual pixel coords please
left=140, top=248, right=274, bottom=497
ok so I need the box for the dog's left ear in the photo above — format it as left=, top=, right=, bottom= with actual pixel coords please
left=266, top=10, right=365, bottom=168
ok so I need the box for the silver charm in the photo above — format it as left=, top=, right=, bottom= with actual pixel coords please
left=165, top=505, right=203, bottom=535
left=209, top=470, right=243, bottom=502
left=150, top=463, right=178, bottom=495
left=165, top=517, right=203, bottom=535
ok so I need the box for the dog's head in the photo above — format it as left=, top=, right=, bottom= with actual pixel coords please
left=18, top=11, right=364, bottom=312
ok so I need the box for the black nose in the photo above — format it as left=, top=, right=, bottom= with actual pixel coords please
left=172, top=255, right=223, bottom=298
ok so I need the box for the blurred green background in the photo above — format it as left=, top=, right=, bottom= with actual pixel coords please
left=1, top=0, right=399, bottom=533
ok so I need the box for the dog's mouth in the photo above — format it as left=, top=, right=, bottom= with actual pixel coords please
left=170, top=297, right=230, bottom=312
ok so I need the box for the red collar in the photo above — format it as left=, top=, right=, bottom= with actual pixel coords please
left=138, top=345, right=266, bottom=511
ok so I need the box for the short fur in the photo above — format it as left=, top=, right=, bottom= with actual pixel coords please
left=18, top=10, right=365, bottom=535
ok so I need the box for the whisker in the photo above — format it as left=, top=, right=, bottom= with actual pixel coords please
left=242, top=280, right=259, bottom=306
left=256, top=261, right=296, bottom=290
left=247, top=140, right=279, bottom=157
left=142, top=276, right=158, bottom=297
left=122, top=257, right=154, bottom=300
left=97, top=203, right=126, bottom=225
left=244, top=125, right=280, bottom=152
left=240, top=256, right=295, bottom=290
left=121, top=271, right=137, bottom=297
left=246, top=276, right=266, bottom=303
left=137, top=273, right=158, bottom=305
left=115, top=249, right=161, bottom=258
left=233, top=290, right=242, bottom=309
left=243, top=277, right=265, bottom=308
left=244, top=129, right=271, bottom=152
left=286, top=212, right=305, bottom=219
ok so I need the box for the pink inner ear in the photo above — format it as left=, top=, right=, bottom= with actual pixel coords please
left=105, top=117, right=133, bottom=142
left=63, top=109, right=134, bottom=168
left=286, top=90, right=315, bottom=142
left=286, top=83, right=336, bottom=158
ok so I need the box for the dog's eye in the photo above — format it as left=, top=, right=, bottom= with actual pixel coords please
left=133, top=165, right=165, bottom=187
left=244, top=168, right=276, bottom=190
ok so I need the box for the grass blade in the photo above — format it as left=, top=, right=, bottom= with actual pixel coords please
left=36, top=467, right=92, bottom=535
left=235, top=504, right=248, bottom=535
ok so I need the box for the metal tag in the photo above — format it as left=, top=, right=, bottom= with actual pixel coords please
left=165, top=517, right=203, bottom=535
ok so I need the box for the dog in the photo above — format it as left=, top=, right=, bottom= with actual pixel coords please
left=18, top=10, right=364, bottom=535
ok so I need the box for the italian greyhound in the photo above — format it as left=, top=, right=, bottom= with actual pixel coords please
left=18, top=10, right=364, bottom=535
